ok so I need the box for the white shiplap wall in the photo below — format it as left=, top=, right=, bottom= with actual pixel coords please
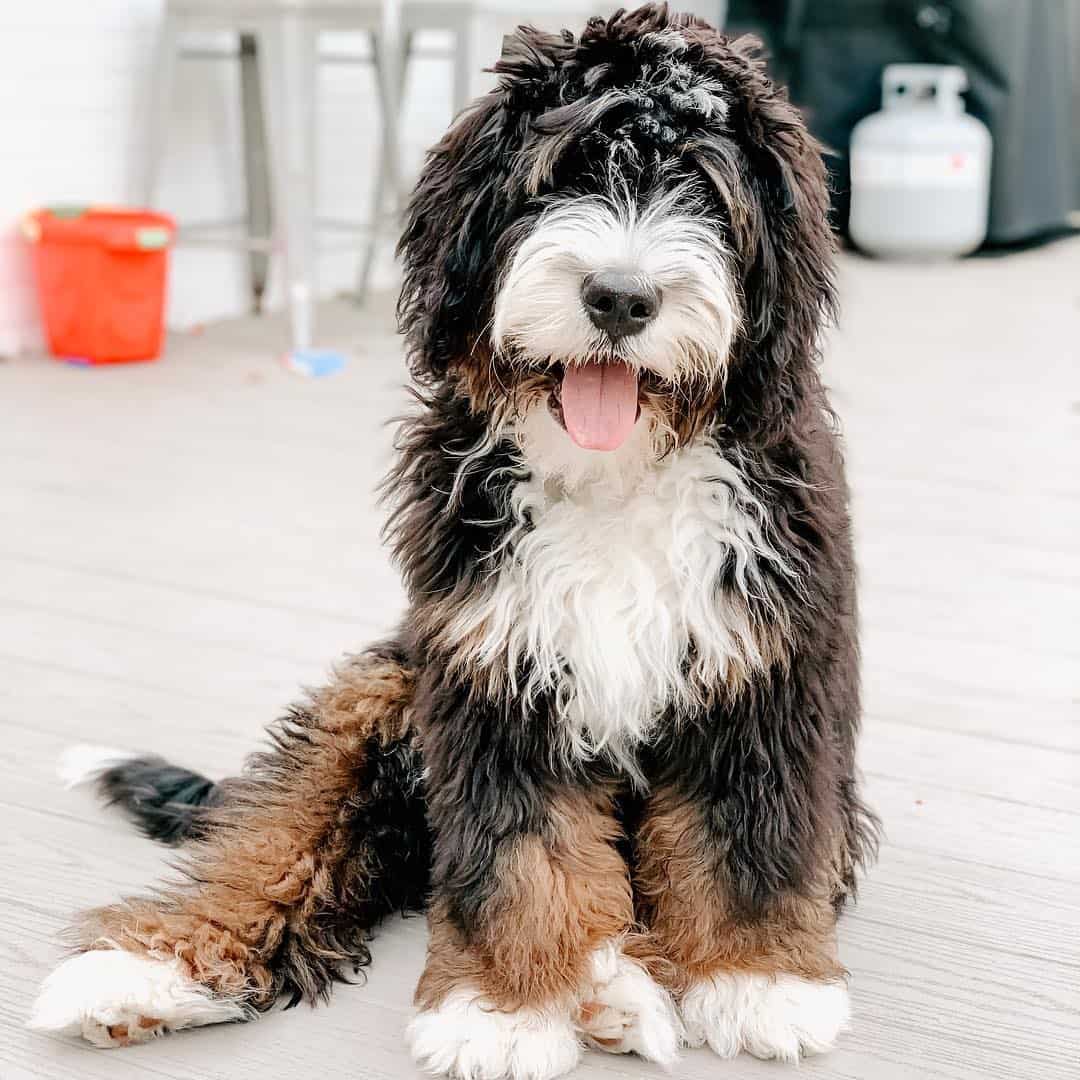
left=0, top=0, right=459, bottom=355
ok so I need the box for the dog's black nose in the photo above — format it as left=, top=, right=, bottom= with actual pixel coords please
left=581, top=272, right=661, bottom=339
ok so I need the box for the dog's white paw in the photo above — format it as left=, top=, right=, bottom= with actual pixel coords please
left=576, top=943, right=681, bottom=1065
left=680, top=971, right=849, bottom=1062
left=407, top=987, right=581, bottom=1080
left=28, top=949, right=245, bottom=1048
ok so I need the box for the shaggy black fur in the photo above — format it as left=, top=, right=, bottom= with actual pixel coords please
left=390, top=4, right=878, bottom=950
left=644, top=420, right=877, bottom=918
left=383, top=385, right=522, bottom=602
left=67, top=4, right=878, bottom=1038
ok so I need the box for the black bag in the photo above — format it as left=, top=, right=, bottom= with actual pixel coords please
left=727, top=0, right=1079, bottom=245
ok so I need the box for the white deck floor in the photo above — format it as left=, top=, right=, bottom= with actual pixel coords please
left=2, top=239, right=1078, bottom=1079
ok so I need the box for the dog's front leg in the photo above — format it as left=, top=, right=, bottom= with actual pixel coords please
left=405, top=687, right=679, bottom=1080
left=30, top=647, right=422, bottom=1047
left=636, top=663, right=858, bottom=1065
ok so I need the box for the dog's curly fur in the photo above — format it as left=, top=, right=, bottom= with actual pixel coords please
left=31, top=6, right=878, bottom=1074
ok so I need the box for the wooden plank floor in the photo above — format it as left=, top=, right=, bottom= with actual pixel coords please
left=2, top=239, right=1079, bottom=1079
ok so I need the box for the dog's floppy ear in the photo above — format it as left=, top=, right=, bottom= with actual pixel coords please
left=397, top=29, right=566, bottom=382
left=397, top=94, right=516, bottom=382
left=693, top=33, right=838, bottom=447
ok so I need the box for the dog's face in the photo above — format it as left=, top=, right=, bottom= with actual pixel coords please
left=399, top=4, right=836, bottom=467
left=491, top=181, right=739, bottom=449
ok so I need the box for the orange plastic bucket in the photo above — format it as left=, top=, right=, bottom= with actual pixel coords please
left=22, top=206, right=176, bottom=364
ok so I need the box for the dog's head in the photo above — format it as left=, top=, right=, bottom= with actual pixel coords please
left=399, top=4, right=836, bottom=477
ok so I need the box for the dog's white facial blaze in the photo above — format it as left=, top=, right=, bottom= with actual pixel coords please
left=491, top=185, right=740, bottom=384
left=439, top=438, right=795, bottom=774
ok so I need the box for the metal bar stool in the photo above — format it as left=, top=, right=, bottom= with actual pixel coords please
left=134, top=0, right=402, bottom=360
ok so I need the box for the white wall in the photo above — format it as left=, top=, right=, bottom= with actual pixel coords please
left=0, top=1, right=460, bottom=355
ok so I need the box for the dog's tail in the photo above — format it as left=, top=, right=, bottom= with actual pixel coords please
left=59, top=745, right=226, bottom=845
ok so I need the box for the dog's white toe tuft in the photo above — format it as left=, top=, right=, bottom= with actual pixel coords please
left=57, top=744, right=138, bottom=789
left=680, top=971, right=849, bottom=1063
left=577, top=943, right=681, bottom=1065
left=407, top=987, right=581, bottom=1080
left=29, top=949, right=245, bottom=1048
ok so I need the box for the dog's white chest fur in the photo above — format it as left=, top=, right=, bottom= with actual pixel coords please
left=446, top=428, right=790, bottom=766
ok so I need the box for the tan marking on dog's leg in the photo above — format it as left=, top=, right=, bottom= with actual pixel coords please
left=62, top=654, right=415, bottom=1017
left=409, top=790, right=641, bottom=1079
left=636, top=786, right=843, bottom=986
left=636, top=786, right=848, bottom=1061
left=417, top=789, right=632, bottom=1012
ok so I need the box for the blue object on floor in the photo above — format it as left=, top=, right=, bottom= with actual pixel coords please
left=283, top=349, right=347, bottom=378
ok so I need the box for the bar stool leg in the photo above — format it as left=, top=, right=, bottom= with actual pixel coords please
left=133, top=11, right=180, bottom=206
left=355, top=29, right=411, bottom=304
left=258, top=13, right=319, bottom=355
left=239, top=32, right=272, bottom=316
left=378, top=0, right=405, bottom=212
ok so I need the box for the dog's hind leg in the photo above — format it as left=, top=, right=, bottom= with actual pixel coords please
left=29, top=644, right=429, bottom=1048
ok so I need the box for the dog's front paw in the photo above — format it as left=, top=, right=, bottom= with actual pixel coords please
left=575, top=943, right=681, bottom=1065
left=680, top=971, right=849, bottom=1063
left=407, top=988, right=581, bottom=1080
left=29, top=950, right=246, bottom=1048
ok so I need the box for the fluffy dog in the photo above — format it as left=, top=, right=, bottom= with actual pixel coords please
left=30, top=6, right=878, bottom=1075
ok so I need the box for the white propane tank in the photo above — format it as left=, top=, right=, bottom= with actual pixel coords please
left=849, top=64, right=992, bottom=259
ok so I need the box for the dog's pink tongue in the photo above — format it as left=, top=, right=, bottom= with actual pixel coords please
left=560, top=363, right=639, bottom=451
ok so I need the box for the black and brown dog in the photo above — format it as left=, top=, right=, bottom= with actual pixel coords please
left=32, top=6, right=877, bottom=1075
